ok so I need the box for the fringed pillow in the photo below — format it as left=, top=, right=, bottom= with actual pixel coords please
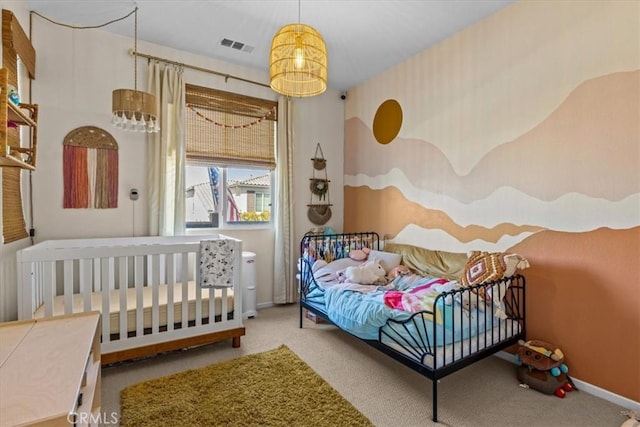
left=459, top=251, right=529, bottom=302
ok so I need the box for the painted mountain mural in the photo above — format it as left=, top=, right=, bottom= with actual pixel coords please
left=344, top=71, right=639, bottom=251
left=343, top=0, right=639, bottom=403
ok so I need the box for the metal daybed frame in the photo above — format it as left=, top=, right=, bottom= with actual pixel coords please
left=298, top=232, right=526, bottom=423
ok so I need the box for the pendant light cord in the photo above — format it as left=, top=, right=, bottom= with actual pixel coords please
left=134, top=7, right=138, bottom=91
left=31, top=6, right=141, bottom=91
left=30, top=8, right=137, bottom=30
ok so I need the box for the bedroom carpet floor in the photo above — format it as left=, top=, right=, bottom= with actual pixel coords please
left=102, top=304, right=630, bottom=427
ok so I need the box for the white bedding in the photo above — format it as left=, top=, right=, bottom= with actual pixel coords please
left=34, top=282, right=234, bottom=335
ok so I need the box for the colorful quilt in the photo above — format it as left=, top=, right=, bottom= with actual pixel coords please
left=323, top=274, right=494, bottom=345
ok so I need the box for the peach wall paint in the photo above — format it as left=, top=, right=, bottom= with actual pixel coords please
left=343, top=0, right=640, bottom=402
left=509, top=227, right=640, bottom=401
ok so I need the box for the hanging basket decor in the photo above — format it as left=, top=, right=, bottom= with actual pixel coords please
left=312, top=157, right=326, bottom=170
left=309, top=178, right=330, bottom=199
left=307, top=142, right=331, bottom=225
left=311, top=142, right=326, bottom=170
left=307, top=204, right=333, bottom=225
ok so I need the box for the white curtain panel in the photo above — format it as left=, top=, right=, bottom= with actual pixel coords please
left=273, top=96, right=297, bottom=303
left=147, top=62, right=186, bottom=236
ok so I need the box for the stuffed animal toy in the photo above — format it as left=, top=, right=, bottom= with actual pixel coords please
left=348, top=247, right=370, bottom=261
left=621, top=410, right=640, bottom=427
left=341, top=259, right=386, bottom=285
left=515, top=339, right=574, bottom=398
left=387, top=265, right=410, bottom=279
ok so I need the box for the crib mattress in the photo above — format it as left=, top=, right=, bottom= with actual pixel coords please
left=34, top=282, right=234, bottom=335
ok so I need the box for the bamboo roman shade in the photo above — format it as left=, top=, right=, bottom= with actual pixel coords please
left=2, top=9, right=31, bottom=243
left=185, top=84, right=277, bottom=169
left=2, top=168, right=27, bottom=243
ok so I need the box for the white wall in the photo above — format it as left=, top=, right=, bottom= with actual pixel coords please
left=293, top=96, right=345, bottom=240
left=0, top=1, right=344, bottom=321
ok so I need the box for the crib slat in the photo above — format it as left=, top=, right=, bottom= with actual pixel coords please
left=63, top=260, right=74, bottom=315
left=135, top=255, right=144, bottom=337
left=181, top=253, right=189, bottom=329
left=195, top=269, right=202, bottom=327
left=166, top=254, right=175, bottom=332
left=108, top=257, right=115, bottom=290
left=93, top=258, right=101, bottom=292
left=233, top=243, right=242, bottom=324
left=17, top=258, right=34, bottom=320
left=43, top=261, right=55, bottom=318
left=221, top=288, right=228, bottom=324
left=208, top=287, right=216, bottom=325
left=101, top=258, right=111, bottom=344
left=151, top=254, right=160, bottom=335
left=35, top=262, right=43, bottom=317
left=79, top=259, right=92, bottom=313
left=119, top=256, right=128, bottom=340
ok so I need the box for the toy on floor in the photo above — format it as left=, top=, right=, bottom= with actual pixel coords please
left=515, top=339, right=575, bottom=398
left=620, top=410, right=640, bottom=427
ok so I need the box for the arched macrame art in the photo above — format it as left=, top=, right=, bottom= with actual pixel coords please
left=63, top=126, right=119, bottom=209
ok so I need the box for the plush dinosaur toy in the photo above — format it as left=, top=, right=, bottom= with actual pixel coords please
left=515, top=339, right=575, bottom=398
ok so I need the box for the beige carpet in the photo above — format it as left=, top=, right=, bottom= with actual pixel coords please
left=103, top=304, right=631, bottom=426
left=120, top=345, right=372, bottom=427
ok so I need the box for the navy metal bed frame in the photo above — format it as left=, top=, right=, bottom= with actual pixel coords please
left=298, top=232, right=526, bottom=423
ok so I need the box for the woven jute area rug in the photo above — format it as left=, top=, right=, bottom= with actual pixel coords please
left=120, top=345, right=373, bottom=427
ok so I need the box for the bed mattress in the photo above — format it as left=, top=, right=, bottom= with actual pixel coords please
left=384, top=319, right=522, bottom=369
left=34, top=282, right=234, bottom=335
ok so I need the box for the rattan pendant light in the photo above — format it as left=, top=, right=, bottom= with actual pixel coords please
left=111, top=7, right=159, bottom=133
left=269, top=0, right=327, bottom=97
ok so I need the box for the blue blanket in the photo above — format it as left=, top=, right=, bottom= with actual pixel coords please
left=324, top=275, right=496, bottom=346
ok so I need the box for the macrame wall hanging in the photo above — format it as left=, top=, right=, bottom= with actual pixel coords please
left=63, top=126, right=119, bottom=209
left=307, top=143, right=332, bottom=225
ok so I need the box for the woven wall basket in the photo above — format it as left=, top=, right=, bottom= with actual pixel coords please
left=311, top=142, right=326, bottom=170
left=309, top=178, right=329, bottom=197
left=307, top=204, right=332, bottom=225
left=312, top=157, right=326, bottom=170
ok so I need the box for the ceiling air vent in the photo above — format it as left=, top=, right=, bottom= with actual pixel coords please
left=220, top=38, right=254, bottom=54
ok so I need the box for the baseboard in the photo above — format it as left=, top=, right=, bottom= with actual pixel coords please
left=495, top=351, right=640, bottom=411
left=257, top=302, right=275, bottom=310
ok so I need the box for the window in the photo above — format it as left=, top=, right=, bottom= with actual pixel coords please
left=184, top=84, right=277, bottom=228
left=185, top=165, right=272, bottom=227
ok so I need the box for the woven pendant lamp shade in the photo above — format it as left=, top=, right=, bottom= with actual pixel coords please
left=270, top=24, right=327, bottom=97
left=111, top=7, right=159, bottom=133
left=112, top=89, right=157, bottom=125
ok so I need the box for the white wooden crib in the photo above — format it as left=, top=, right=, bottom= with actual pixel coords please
left=16, top=235, right=245, bottom=364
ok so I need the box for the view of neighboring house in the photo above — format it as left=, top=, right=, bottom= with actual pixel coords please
left=186, top=168, right=271, bottom=226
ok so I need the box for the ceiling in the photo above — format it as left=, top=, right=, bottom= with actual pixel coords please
left=24, top=0, right=516, bottom=92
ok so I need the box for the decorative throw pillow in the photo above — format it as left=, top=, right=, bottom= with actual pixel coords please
left=368, top=250, right=403, bottom=272
left=314, top=258, right=364, bottom=283
left=383, top=243, right=468, bottom=280
left=459, top=251, right=529, bottom=301
left=348, top=247, right=370, bottom=261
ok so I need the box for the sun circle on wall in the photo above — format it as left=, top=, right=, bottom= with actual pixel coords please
left=373, top=99, right=403, bottom=144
